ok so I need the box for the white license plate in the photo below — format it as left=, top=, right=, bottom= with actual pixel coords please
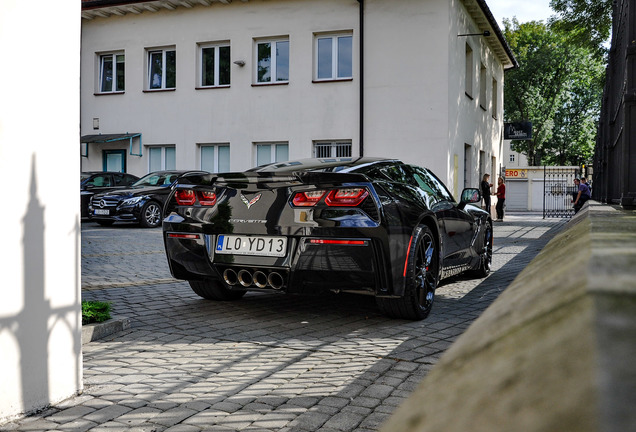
left=94, top=209, right=110, bottom=215
left=215, top=235, right=287, bottom=257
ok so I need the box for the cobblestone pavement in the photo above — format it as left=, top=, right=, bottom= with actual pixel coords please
left=2, top=214, right=567, bottom=432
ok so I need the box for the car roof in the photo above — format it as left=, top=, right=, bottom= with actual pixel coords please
left=247, top=157, right=402, bottom=173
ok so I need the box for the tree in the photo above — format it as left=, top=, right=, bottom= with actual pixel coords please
left=549, top=0, right=613, bottom=60
left=503, top=19, right=604, bottom=166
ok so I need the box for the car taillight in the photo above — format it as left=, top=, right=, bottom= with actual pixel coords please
left=198, top=191, right=217, bottom=206
left=292, top=190, right=326, bottom=207
left=175, top=189, right=196, bottom=205
left=325, top=188, right=369, bottom=206
left=175, top=189, right=217, bottom=206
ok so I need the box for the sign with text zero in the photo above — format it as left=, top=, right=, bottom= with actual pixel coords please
left=505, top=169, right=528, bottom=178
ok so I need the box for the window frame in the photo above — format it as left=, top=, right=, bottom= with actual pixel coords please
left=254, top=142, right=289, bottom=166
left=314, top=32, right=353, bottom=82
left=146, top=47, right=176, bottom=91
left=254, top=37, right=290, bottom=85
left=97, top=52, right=125, bottom=94
left=198, top=42, right=231, bottom=89
left=479, top=62, right=487, bottom=110
left=147, top=145, right=176, bottom=171
left=465, top=43, right=473, bottom=99
left=200, top=143, right=230, bottom=173
left=313, top=141, right=352, bottom=158
left=492, top=78, right=498, bottom=119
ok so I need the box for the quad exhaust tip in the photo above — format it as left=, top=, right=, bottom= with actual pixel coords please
left=223, top=268, right=285, bottom=290
left=237, top=269, right=253, bottom=287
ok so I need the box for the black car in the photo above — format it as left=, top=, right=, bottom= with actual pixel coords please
left=162, top=158, right=492, bottom=320
left=81, top=171, right=140, bottom=218
left=89, top=170, right=208, bottom=228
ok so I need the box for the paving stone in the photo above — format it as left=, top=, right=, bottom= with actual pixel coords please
left=1, top=215, right=566, bottom=432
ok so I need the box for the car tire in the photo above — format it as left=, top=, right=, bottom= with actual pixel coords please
left=471, top=220, right=492, bottom=278
left=377, top=225, right=438, bottom=320
left=189, top=279, right=246, bottom=301
left=139, top=201, right=162, bottom=228
left=96, top=221, right=114, bottom=227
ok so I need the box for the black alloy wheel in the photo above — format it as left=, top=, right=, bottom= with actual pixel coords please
left=189, top=279, right=246, bottom=301
left=140, top=201, right=162, bottom=228
left=472, top=221, right=492, bottom=278
left=377, top=225, right=439, bottom=320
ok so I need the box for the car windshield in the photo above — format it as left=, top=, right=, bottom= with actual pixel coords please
left=80, top=173, right=92, bottom=181
left=133, top=172, right=178, bottom=187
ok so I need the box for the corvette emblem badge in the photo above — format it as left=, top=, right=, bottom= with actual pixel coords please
left=240, top=193, right=262, bottom=209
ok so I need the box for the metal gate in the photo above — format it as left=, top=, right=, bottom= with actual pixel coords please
left=543, top=167, right=580, bottom=218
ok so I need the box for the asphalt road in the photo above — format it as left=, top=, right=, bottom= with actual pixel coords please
left=2, top=214, right=567, bottom=432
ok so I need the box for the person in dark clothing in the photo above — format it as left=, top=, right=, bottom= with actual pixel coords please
left=495, top=176, right=506, bottom=221
left=572, top=178, right=591, bottom=213
left=480, top=174, right=493, bottom=215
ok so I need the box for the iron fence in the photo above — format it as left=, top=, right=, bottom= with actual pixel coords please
left=543, top=167, right=579, bottom=218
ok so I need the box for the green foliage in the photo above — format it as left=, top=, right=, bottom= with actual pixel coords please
left=503, top=19, right=604, bottom=166
left=549, top=0, right=612, bottom=60
left=82, top=301, right=112, bottom=325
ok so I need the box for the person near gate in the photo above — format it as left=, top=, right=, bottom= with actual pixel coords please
left=480, top=174, right=493, bottom=215
left=494, top=176, right=506, bottom=222
left=572, top=178, right=591, bottom=214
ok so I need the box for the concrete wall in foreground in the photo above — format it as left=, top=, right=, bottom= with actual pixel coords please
left=382, top=201, right=636, bottom=432
left=0, top=0, right=82, bottom=422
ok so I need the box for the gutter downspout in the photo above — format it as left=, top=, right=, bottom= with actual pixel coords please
left=358, top=0, right=364, bottom=157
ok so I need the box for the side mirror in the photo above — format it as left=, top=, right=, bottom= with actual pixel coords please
left=459, top=188, right=481, bottom=209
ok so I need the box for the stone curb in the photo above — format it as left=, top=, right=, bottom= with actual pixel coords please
left=81, top=316, right=131, bottom=345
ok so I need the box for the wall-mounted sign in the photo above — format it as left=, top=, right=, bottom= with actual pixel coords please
left=504, top=121, right=532, bottom=140
left=505, top=169, right=528, bottom=178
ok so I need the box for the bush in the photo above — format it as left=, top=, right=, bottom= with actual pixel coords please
left=82, top=301, right=111, bottom=325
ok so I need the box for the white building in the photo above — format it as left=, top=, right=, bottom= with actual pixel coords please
left=81, top=0, right=516, bottom=198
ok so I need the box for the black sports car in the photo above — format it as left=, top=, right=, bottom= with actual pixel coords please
left=89, top=170, right=208, bottom=228
left=80, top=171, right=140, bottom=218
left=162, top=158, right=492, bottom=320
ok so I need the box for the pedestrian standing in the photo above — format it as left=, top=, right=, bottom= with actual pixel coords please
left=495, top=176, right=505, bottom=221
left=480, top=174, right=493, bottom=215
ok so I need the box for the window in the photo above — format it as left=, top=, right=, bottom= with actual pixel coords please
left=492, top=78, right=498, bottom=118
left=479, top=62, right=487, bottom=109
left=148, top=146, right=176, bottom=171
left=201, top=144, right=230, bottom=173
left=255, top=142, right=289, bottom=166
left=147, top=48, right=176, bottom=90
left=510, top=154, right=516, bottom=163
left=315, top=33, right=352, bottom=80
left=314, top=141, right=352, bottom=158
left=465, top=44, right=473, bottom=97
left=255, top=38, right=289, bottom=84
left=99, top=53, right=125, bottom=93
left=464, top=143, right=472, bottom=189
left=199, top=43, right=230, bottom=87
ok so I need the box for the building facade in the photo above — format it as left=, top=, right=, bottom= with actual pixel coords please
left=81, top=0, right=516, bottom=198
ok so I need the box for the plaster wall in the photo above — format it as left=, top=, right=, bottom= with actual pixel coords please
left=0, top=0, right=82, bottom=421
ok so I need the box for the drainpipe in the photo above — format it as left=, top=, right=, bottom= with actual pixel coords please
left=358, top=0, right=364, bottom=157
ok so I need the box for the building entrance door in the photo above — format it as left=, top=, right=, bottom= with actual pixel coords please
left=103, top=149, right=126, bottom=172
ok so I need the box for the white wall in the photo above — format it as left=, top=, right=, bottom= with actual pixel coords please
left=0, top=0, right=82, bottom=422
left=448, top=0, right=505, bottom=196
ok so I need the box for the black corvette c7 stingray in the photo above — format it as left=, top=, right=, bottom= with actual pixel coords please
left=162, top=157, right=492, bottom=320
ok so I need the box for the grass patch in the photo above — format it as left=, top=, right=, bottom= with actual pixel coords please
left=82, top=301, right=111, bottom=325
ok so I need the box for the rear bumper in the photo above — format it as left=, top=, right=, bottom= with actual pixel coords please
left=164, top=230, right=383, bottom=295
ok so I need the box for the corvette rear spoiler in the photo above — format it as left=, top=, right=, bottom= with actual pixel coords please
left=174, top=171, right=372, bottom=188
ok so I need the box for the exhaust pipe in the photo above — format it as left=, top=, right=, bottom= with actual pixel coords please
left=267, top=272, right=284, bottom=290
left=237, top=269, right=253, bottom=287
left=223, top=268, right=238, bottom=286
left=253, top=271, right=268, bottom=288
